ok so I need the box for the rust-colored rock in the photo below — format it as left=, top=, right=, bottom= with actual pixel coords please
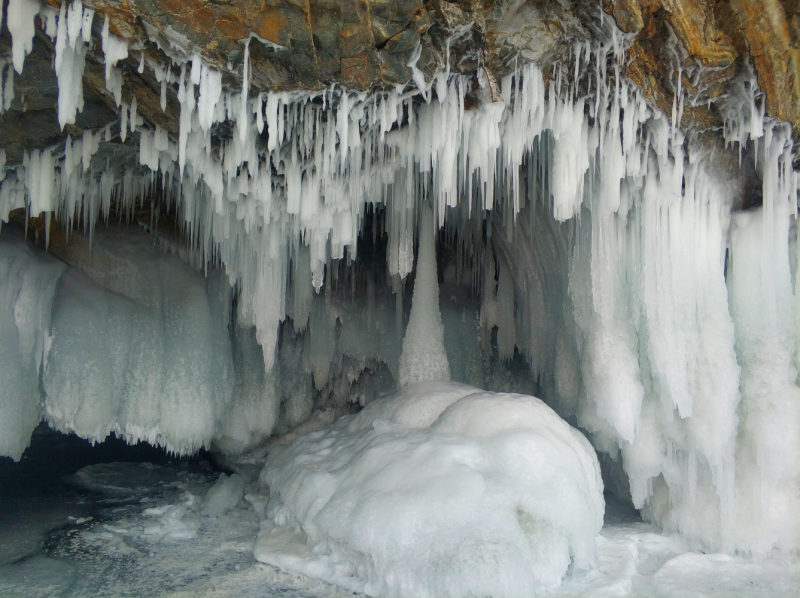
left=605, top=0, right=800, bottom=138
left=730, top=0, right=800, bottom=135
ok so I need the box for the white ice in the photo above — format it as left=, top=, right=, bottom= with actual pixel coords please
left=0, top=236, right=66, bottom=460
left=0, top=5, right=798, bottom=566
left=256, top=381, right=604, bottom=597
left=6, top=0, right=41, bottom=74
left=202, top=472, right=246, bottom=517
left=397, top=206, right=450, bottom=386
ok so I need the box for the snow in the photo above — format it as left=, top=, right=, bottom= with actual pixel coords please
left=257, top=381, right=604, bottom=597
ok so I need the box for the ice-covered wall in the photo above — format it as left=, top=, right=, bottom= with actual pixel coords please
left=0, top=236, right=66, bottom=460
left=0, top=1, right=798, bottom=556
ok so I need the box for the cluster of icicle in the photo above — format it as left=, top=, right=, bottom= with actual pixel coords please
left=1, top=1, right=799, bottom=556
left=563, top=39, right=799, bottom=557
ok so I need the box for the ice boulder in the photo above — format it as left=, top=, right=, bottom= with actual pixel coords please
left=256, top=382, right=604, bottom=597
left=202, top=472, right=246, bottom=517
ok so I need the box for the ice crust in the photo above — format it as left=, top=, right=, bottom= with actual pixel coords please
left=258, top=381, right=604, bottom=597
left=0, top=2, right=798, bottom=559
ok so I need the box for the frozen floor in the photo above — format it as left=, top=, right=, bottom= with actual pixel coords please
left=1, top=426, right=797, bottom=598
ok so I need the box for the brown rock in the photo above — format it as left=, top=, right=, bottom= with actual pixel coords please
left=608, top=0, right=645, bottom=34
left=730, top=0, right=800, bottom=135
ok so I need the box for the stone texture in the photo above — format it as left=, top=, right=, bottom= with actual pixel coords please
left=604, top=0, right=800, bottom=139
left=729, top=0, right=800, bottom=135
left=1, top=0, right=798, bottom=163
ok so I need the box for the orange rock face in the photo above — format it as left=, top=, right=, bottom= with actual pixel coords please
left=604, top=0, right=799, bottom=138
left=729, top=0, right=800, bottom=135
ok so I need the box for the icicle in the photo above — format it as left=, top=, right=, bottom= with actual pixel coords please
left=6, top=0, right=41, bottom=74
left=54, top=1, right=88, bottom=129
left=101, top=15, right=128, bottom=107
left=197, top=64, right=222, bottom=132
left=0, top=60, right=14, bottom=113
left=238, top=38, right=251, bottom=144
left=130, top=95, right=138, bottom=133
left=120, top=102, right=128, bottom=142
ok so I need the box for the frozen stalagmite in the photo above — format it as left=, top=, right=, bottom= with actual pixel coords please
left=398, top=206, right=450, bottom=387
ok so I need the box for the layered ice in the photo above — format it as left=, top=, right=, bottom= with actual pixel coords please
left=257, top=381, right=604, bottom=597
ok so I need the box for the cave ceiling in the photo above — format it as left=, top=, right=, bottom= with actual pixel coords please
left=0, top=0, right=798, bottom=166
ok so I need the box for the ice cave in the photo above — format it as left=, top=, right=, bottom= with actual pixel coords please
left=1, top=0, right=799, bottom=596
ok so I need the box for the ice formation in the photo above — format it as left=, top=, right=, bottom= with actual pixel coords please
left=0, top=0, right=798, bottom=562
left=5, top=0, right=41, bottom=74
left=397, top=206, right=450, bottom=386
left=257, top=381, right=604, bottom=597
left=202, top=473, right=245, bottom=518
left=727, top=123, right=800, bottom=553
left=0, top=236, right=66, bottom=460
left=42, top=230, right=234, bottom=455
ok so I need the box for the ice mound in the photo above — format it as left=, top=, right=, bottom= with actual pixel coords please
left=256, top=382, right=604, bottom=597
left=202, top=473, right=246, bottom=517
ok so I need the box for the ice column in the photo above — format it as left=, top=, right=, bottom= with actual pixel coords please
left=398, top=206, right=450, bottom=386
